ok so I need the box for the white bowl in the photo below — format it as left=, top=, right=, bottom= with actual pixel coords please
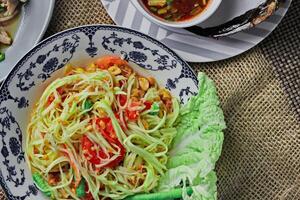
left=133, top=0, right=222, bottom=28
left=0, top=25, right=198, bottom=199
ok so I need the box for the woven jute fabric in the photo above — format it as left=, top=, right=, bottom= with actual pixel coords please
left=261, top=0, right=300, bottom=121
left=1, top=0, right=299, bottom=199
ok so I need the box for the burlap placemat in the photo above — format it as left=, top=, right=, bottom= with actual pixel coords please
left=261, top=0, right=300, bottom=121
left=1, top=0, right=299, bottom=199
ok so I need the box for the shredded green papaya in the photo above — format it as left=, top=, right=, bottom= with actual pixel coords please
left=25, top=56, right=179, bottom=200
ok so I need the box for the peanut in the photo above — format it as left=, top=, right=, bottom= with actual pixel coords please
left=98, top=120, right=106, bottom=129
left=131, top=97, right=139, bottom=102
left=131, top=88, right=140, bottom=97
left=97, top=108, right=107, bottom=117
left=121, top=65, right=133, bottom=77
left=74, top=67, right=85, bottom=74
left=64, top=64, right=74, bottom=75
left=141, top=119, right=149, bottom=130
left=86, top=63, right=97, bottom=72
left=159, top=88, right=172, bottom=101
left=153, top=96, right=161, bottom=102
left=147, top=77, right=156, bottom=86
left=139, top=77, right=150, bottom=91
left=138, top=90, right=145, bottom=98
left=108, top=65, right=122, bottom=75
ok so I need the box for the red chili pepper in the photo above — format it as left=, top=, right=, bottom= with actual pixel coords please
left=83, top=183, right=94, bottom=200
left=119, top=80, right=126, bottom=87
left=114, top=113, right=127, bottom=130
left=81, top=135, right=102, bottom=165
left=117, top=94, right=127, bottom=106
left=47, top=95, right=55, bottom=106
left=165, top=99, right=173, bottom=112
left=57, top=87, right=64, bottom=95
left=82, top=192, right=93, bottom=200
left=144, top=101, right=152, bottom=110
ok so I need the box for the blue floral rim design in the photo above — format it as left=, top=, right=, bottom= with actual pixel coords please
left=1, top=25, right=197, bottom=89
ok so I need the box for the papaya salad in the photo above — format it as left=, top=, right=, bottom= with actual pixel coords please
left=25, top=55, right=180, bottom=200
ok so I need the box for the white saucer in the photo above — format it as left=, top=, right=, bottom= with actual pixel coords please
left=101, top=0, right=291, bottom=62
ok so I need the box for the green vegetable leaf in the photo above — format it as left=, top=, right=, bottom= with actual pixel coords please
left=148, top=0, right=167, bottom=7
left=83, top=99, right=93, bottom=112
left=166, top=0, right=173, bottom=5
left=0, top=52, right=5, bottom=62
left=32, top=172, right=52, bottom=197
left=76, top=178, right=86, bottom=198
left=149, top=102, right=160, bottom=115
left=0, top=5, right=6, bottom=13
left=124, top=187, right=193, bottom=200
left=157, top=73, right=226, bottom=200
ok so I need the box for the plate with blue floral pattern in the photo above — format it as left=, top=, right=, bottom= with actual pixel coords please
left=0, top=25, right=198, bottom=199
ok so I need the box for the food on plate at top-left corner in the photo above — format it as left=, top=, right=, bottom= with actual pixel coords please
left=0, top=0, right=28, bottom=62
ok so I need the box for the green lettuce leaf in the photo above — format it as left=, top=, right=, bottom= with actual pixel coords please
left=158, top=72, right=226, bottom=200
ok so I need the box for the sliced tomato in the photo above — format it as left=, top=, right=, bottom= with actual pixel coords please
left=91, top=115, right=127, bottom=168
left=99, top=129, right=116, bottom=145
left=130, top=101, right=142, bottom=107
left=125, top=109, right=138, bottom=121
left=82, top=132, right=126, bottom=168
left=95, top=55, right=128, bottom=69
left=95, top=117, right=117, bottom=144
left=125, top=101, right=143, bottom=121
left=47, top=88, right=65, bottom=106
left=106, top=120, right=115, bottom=134
left=95, top=117, right=110, bottom=126
left=81, top=135, right=99, bottom=164
left=81, top=135, right=105, bottom=165
left=96, top=114, right=127, bottom=134
left=104, top=140, right=126, bottom=168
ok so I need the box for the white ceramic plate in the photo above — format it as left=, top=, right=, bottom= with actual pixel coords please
left=101, top=0, right=291, bottom=62
left=0, top=0, right=55, bottom=80
left=0, top=25, right=198, bottom=199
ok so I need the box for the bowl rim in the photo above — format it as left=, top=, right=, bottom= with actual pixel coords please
left=0, top=24, right=197, bottom=90
left=133, top=0, right=222, bottom=28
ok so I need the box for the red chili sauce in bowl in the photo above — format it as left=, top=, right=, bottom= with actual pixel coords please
left=141, top=0, right=211, bottom=22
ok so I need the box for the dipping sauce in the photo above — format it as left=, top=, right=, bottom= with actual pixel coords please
left=142, top=0, right=210, bottom=22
